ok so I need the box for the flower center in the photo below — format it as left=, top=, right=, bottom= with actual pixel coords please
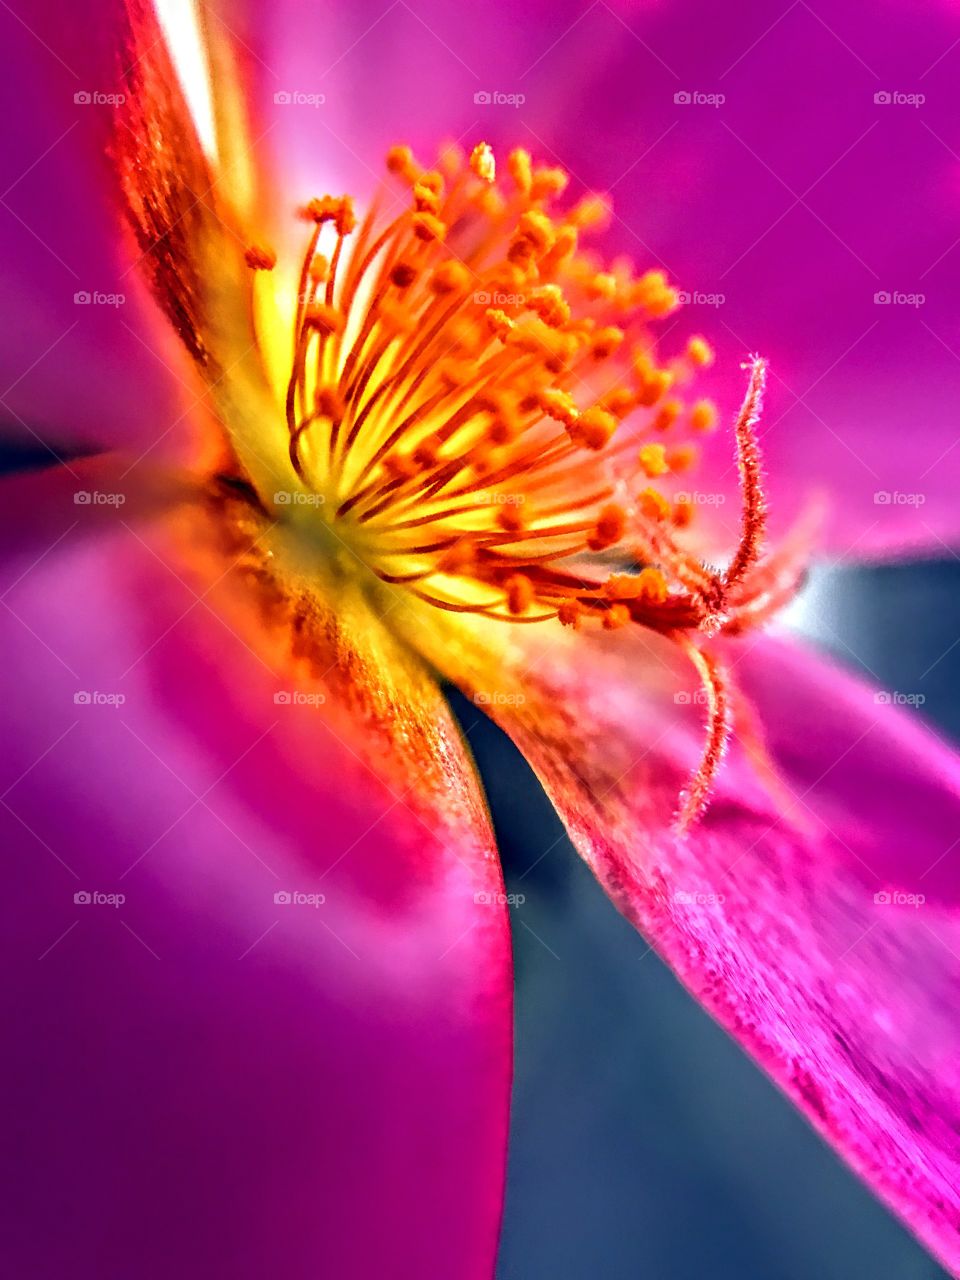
left=238, top=141, right=812, bottom=827
left=244, top=143, right=801, bottom=646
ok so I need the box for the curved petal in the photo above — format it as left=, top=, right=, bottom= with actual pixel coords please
left=0, top=470, right=512, bottom=1280
left=394, top=598, right=960, bottom=1275
left=0, top=0, right=185, bottom=451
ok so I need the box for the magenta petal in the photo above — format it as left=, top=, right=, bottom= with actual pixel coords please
left=0, top=0, right=184, bottom=450
left=0, top=494, right=512, bottom=1278
left=523, top=0, right=960, bottom=556
left=418, top=612, right=960, bottom=1273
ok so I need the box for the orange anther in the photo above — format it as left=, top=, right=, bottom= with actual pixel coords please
left=638, top=487, right=672, bottom=522
left=470, top=142, right=496, bottom=184
left=673, top=496, right=694, bottom=527
left=687, top=336, right=714, bottom=366
left=528, top=285, right=570, bottom=328
left=431, top=260, right=472, bottom=294
left=496, top=504, right=526, bottom=533
left=505, top=573, right=534, bottom=614
left=637, top=567, right=668, bottom=602
left=639, top=443, right=669, bottom=477
left=413, top=182, right=441, bottom=214
left=654, top=399, right=682, bottom=431
left=390, top=262, right=418, bottom=288
left=588, top=503, right=626, bottom=550
left=602, top=387, right=636, bottom=419
left=691, top=399, right=717, bottom=431
left=636, top=368, right=673, bottom=407
left=569, top=407, right=617, bottom=451
left=591, top=326, right=625, bottom=360
left=508, top=148, right=533, bottom=195
left=244, top=245, right=276, bottom=271
left=567, top=193, right=610, bottom=229
left=304, top=303, right=345, bottom=335
left=667, top=444, right=697, bottom=473
left=557, top=600, right=583, bottom=628
left=603, top=603, right=631, bottom=630
left=530, top=167, right=569, bottom=201
left=412, top=212, right=447, bottom=242
left=386, top=145, right=419, bottom=181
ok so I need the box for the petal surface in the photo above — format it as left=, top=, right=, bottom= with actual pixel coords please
left=394, top=598, right=960, bottom=1275
left=0, top=469, right=512, bottom=1280
left=533, top=0, right=960, bottom=556
left=0, top=0, right=185, bottom=451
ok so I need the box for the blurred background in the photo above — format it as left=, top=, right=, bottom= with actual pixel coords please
left=454, top=560, right=960, bottom=1280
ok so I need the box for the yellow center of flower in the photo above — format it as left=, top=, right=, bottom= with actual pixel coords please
left=243, top=141, right=792, bottom=648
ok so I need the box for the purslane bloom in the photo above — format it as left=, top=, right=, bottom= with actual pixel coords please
left=2, top=3, right=960, bottom=1278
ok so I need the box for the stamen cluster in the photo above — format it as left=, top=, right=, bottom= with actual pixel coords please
left=244, top=141, right=808, bottom=827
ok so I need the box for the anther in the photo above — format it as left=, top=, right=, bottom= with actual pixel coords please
left=639, top=443, right=669, bottom=477
left=244, top=245, right=276, bottom=270
left=505, top=573, right=534, bottom=614
left=589, top=503, right=627, bottom=551
left=687, top=336, right=714, bottom=367
left=569, top=407, right=617, bottom=451
left=638, top=488, right=672, bottom=522
left=470, top=142, right=496, bottom=184
left=690, top=399, right=717, bottom=431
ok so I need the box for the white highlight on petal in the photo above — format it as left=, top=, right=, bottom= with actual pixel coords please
left=153, top=0, right=217, bottom=159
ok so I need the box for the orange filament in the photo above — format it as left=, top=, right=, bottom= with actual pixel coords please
left=247, top=142, right=809, bottom=824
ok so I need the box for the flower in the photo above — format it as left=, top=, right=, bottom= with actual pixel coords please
left=3, top=2, right=960, bottom=1278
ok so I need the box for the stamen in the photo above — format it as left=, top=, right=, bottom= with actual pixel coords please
left=470, top=141, right=496, bottom=184
left=244, top=245, right=276, bottom=271
left=241, top=141, right=803, bottom=826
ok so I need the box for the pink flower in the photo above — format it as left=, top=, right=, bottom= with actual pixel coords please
left=2, top=2, right=959, bottom=1277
